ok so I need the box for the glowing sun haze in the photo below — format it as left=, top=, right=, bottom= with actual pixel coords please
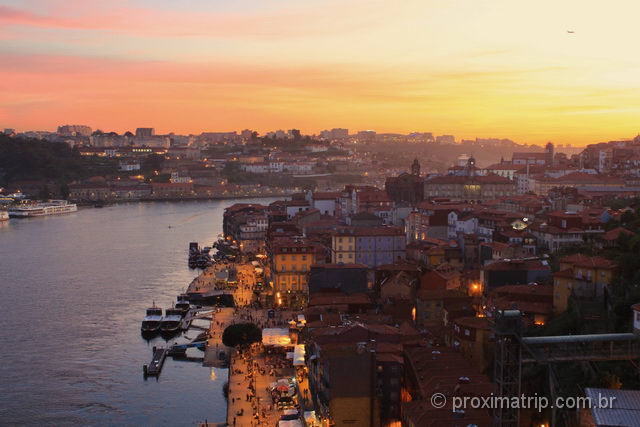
left=2, top=0, right=640, bottom=145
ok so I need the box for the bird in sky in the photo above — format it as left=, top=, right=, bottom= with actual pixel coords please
left=567, top=30, right=575, bottom=33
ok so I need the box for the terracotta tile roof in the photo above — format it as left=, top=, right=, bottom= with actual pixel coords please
left=602, top=227, right=635, bottom=241
left=485, top=162, right=525, bottom=170
left=483, top=259, right=550, bottom=272
left=535, top=171, right=625, bottom=185
left=490, top=284, right=553, bottom=297
left=554, top=268, right=578, bottom=280
left=308, top=292, right=373, bottom=307
left=376, top=262, right=421, bottom=272
left=560, top=253, right=617, bottom=269
left=425, top=173, right=514, bottom=185
left=416, top=289, right=469, bottom=301
left=416, top=201, right=473, bottom=211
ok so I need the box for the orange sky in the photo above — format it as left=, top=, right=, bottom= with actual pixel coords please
left=1, top=0, right=640, bottom=145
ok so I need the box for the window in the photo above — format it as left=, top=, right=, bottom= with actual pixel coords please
left=338, top=254, right=343, bottom=259
left=302, top=255, right=307, bottom=261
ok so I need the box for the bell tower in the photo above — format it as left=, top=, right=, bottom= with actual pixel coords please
left=466, top=156, right=476, bottom=177
left=411, top=158, right=421, bottom=176
left=545, top=142, right=554, bottom=166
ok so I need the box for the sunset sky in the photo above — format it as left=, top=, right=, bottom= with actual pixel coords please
left=1, top=0, right=640, bottom=145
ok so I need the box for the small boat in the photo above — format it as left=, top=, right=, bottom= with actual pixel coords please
left=141, top=305, right=163, bottom=335
left=160, top=308, right=183, bottom=335
left=175, top=295, right=190, bottom=315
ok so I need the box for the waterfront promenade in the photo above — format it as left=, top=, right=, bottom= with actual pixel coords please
left=186, top=256, right=303, bottom=425
left=224, top=306, right=297, bottom=427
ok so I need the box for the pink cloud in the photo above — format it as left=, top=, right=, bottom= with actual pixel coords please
left=0, top=1, right=390, bottom=39
left=0, top=5, right=99, bottom=29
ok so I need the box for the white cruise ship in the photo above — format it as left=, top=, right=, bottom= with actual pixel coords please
left=0, top=210, right=8, bottom=221
left=9, top=200, right=78, bottom=218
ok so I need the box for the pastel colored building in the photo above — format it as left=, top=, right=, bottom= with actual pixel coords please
left=331, top=226, right=406, bottom=268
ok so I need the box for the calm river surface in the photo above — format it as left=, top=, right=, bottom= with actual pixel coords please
left=0, top=198, right=276, bottom=426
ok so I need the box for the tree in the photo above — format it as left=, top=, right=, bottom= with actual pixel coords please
left=38, top=184, right=52, bottom=200
left=142, top=153, right=164, bottom=172
left=222, top=323, right=261, bottom=348
left=60, top=182, right=70, bottom=200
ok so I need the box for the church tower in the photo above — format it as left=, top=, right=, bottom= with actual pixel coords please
left=545, top=142, right=554, bottom=166
left=411, top=158, right=421, bottom=176
left=466, top=156, right=476, bottom=177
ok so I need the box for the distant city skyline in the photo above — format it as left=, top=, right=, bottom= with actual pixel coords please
left=2, top=0, right=640, bottom=145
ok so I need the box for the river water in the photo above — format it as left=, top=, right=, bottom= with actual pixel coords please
left=0, top=199, right=276, bottom=426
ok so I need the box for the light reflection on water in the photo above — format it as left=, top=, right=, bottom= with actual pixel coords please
left=0, top=199, right=276, bottom=426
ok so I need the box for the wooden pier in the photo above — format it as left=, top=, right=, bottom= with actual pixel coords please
left=144, top=346, right=167, bottom=377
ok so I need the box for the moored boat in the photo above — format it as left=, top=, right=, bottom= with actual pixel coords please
left=175, top=295, right=191, bottom=315
left=9, top=200, right=78, bottom=218
left=160, top=308, right=183, bottom=335
left=141, top=305, right=163, bottom=335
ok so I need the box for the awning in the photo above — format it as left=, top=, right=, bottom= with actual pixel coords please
left=262, top=328, right=292, bottom=347
left=293, top=344, right=306, bottom=366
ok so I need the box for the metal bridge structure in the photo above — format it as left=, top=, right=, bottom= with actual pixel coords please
left=492, top=310, right=640, bottom=426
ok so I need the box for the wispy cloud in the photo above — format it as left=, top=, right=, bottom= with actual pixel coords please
left=0, top=1, right=392, bottom=39
left=2, top=0, right=640, bottom=143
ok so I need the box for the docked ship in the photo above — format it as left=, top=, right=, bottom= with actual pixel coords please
left=188, top=242, right=213, bottom=269
left=175, top=294, right=191, bottom=316
left=160, top=308, right=183, bottom=335
left=9, top=200, right=78, bottom=218
left=0, top=210, right=8, bottom=221
left=141, top=305, right=164, bottom=335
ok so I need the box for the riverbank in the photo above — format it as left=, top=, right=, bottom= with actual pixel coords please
left=72, top=192, right=292, bottom=206
left=0, top=198, right=281, bottom=425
